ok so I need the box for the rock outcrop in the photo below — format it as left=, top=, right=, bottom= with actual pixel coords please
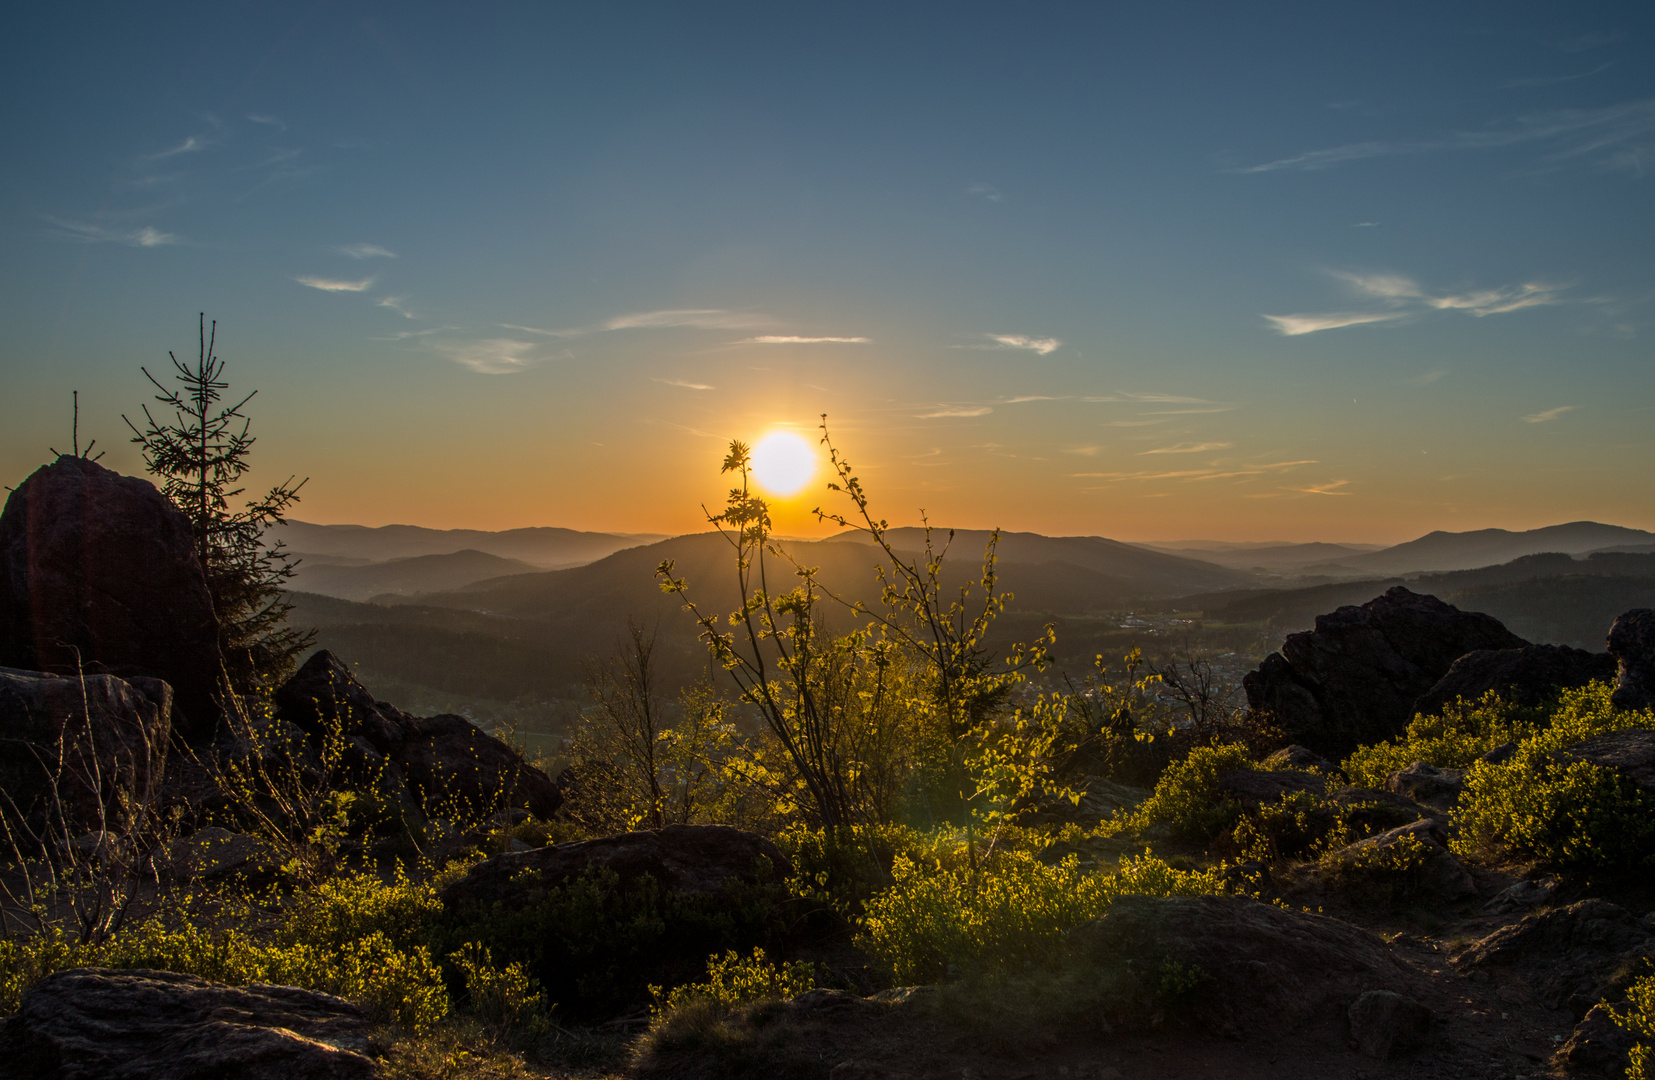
left=0, top=967, right=377, bottom=1079
left=0, top=666, right=171, bottom=826
left=272, top=649, right=560, bottom=820
left=440, top=823, right=790, bottom=910
left=1072, top=894, right=1426, bottom=1040
left=0, top=456, right=224, bottom=737
left=1413, top=644, right=1616, bottom=720
left=1560, top=728, right=1655, bottom=793
left=1454, top=899, right=1655, bottom=1015
left=1242, top=587, right=1527, bottom=756
left=1386, top=761, right=1465, bottom=811
left=1608, top=609, right=1655, bottom=712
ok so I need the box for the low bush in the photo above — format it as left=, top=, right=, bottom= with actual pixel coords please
left=1452, top=683, right=1655, bottom=873
left=1113, top=743, right=1253, bottom=842
left=1343, top=692, right=1547, bottom=788
left=650, top=946, right=817, bottom=1015
left=1617, top=973, right=1655, bottom=1080
left=857, top=851, right=1223, bottom=985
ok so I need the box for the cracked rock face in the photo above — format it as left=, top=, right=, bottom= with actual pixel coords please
left=1242, top=587, right=1527, bottom=758
left=0, top=967, right=378, bottom=1079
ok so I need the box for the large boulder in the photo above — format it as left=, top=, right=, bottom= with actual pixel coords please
left=1242, top=587, right=1527, bottom=757
left=1608, top=609, right=1655, bottom=712
left=1412, top=644, right=1616, bottom=720
left=0, top=456, right=223, bottom=737
left=0, top=967, right=376, bottom=1079
left=1072, top=894, right=1427, bottom=1040
left=272, top=649, right=560, bottom=820
left=440, top=823, right=790, bottom=910
left=0, top=666, right=171, bottom=828
left=1454, top=899, right=1655, bottom=1015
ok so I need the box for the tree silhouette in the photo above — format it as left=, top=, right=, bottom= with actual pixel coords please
left=124, top=314, right=315, bottom=695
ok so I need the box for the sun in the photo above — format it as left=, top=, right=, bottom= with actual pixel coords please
left=749, top=430, right=816, bottom=496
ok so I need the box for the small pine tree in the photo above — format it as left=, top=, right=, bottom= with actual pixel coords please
left=124, top=314, right=315, bottom=695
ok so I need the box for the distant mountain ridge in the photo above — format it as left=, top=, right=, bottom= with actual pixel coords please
left=1335, top=522, right=1655, bottom=575
left=289, top=549, right=540, bottom=602
left=273, top=520, right=664, bottom=569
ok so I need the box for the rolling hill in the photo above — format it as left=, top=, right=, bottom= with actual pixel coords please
left=272, top=520, right=663, bottom=568
left=289, top=549, right=540, bottom=601
left=1336, top=522, right=1655, bottom=575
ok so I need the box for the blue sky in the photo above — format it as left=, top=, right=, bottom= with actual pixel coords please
left=2, top=2, right=1651, bottom=541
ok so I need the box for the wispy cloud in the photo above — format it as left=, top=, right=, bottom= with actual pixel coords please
left=1073, top=458, right=1311, bottom=487
left=1354, top=221, right=1380, bottom=227
left=916, top=405, right=994, bottom=419
left=1106, top=418, right=1171, bottom=427
left=339, top=243, right=396, bottom=259
left=247, top=114, right=288, bottom=131
left=147, top=133, right=212, bottom=160
left=1231, top=99, right=1655, bottom=176
left=1264, top=311, right=1405, bottom=335
left=1292, top=480, right=1351, bottom=496
left=988, top=333, right=1062, bottom=355
left=1408, top=370, right=1448, bottom=386
left=655, top=377, right=714, bottom=390
left=1083, top=392, right=1217, bottom=405
left=1064, top=445, right=1103, bottom=456
left=1002, top=395, right=1068, bottom=404
left=295, top=275, right=375, bottom=292
left=1522, top=405, right=1576, bottom=423
left=1266, top=271, right=1569, bottom=335
left=966, top=182, right=1004, bottom=202
left=377, top=296, right=416, bottom=318
left=736, top=335, right=869, bottom=344
left=1501, top=63, right=1613, bottom=90
left=606, top=309, right=769, bottom=331
left=1138, top=442, right=1233, bottom=455
left=438, top=338, right=540, bottom=375
left=44, top=217, right=181, bottom=247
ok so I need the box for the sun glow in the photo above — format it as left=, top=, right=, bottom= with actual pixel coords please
left=750, top=430, right=816, bottom=495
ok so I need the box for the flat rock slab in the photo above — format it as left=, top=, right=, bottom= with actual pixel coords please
left=0, top=968, right=377, bottom=1079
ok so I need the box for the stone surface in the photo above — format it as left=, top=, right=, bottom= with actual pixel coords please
left=1073, top=894, right=1422, bottom=1039
left=1561, top=728, right=1655, bottom=792
left=441, top=823, right=790, bottom=910
left=1347, top=989, right=1433, bottom=1060
left=1413, top=644, right=1616, bottom=720
left=1242, top=587, right=1527, bottom=757
left=1213, top=767, right=1326, bottom=805
left=0, top=967, right=377, bottom=1079
left=1455, top=899, right=1655, bottom=1014
left=1608, top=608, right=1655, bottom=712
left=0, top=456, right=223, bottom=737
left=1385, top=761, right=1466, bottom=810
left=272, top=649, right=560, bottom=820
left=1482, top=876, right=1558, bottom=915
left=0, top=666, right=171, bottom=827
left=1554, top=1003, right=1638, bottom=1079
left=1261, top=744, right=1334, bottom=772
left=1322, top=819, right=1477, bottom=899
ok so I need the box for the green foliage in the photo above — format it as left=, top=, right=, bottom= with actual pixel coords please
left=1342, top=692, right=1547, bottom=788
left=856, top=850, right=1223, bottom=985
left=1617, top=973, right=1655, bottom=1080
left=1230, top=789, right=1323, bottom=862
left=1115, top=743, right=1253, bottom=842
left=0, top=915, right=450, bottom=1029
left=448, top=942, right=549, bottom=1043
left=650, top=947, right=817, bottom=1015
left=1452, top=683, right=1655, bottom=873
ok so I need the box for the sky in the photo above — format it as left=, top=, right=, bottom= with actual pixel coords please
left=1, top=1, right=1651, bottom=544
